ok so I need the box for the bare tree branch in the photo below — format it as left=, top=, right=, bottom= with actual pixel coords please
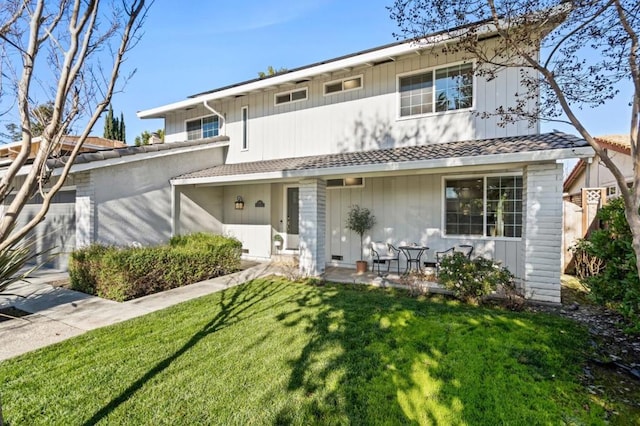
left=0, top=0, right=151, bottom=250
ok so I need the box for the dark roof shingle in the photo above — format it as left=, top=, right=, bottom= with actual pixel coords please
left=177, top=132, right=588, bottom=180
left=45, top=136, right=229, bottom=170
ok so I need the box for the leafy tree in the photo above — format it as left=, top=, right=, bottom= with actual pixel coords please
left=345, top=205, right=376, bottom=261
left=103, top=105, right=115, bottom=140
left=572, top=197, right=639, bottom=329
left=103, top=105, right=126, bottom=142
left=1, top=103, right=56, bottom=143
left=0, top=123, right=21, bottom=143
left=258, top=65, right=288, bottom=78
left=389, top=0, right=640, bottom=283
left=134, top=129, right=163, bottom=146
left=119, top=112, right=126, bottom=143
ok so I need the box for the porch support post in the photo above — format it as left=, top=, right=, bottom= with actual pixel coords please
left=522, top=163, right=563, bottom=303
left=298, top=178, right=326, bottom=277
left=75, top=171, right=95, bottom=248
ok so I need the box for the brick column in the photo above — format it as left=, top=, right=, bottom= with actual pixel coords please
left=298, top=179, right=326, bottom=277
left=75, top=172, right=95, bottom=248
left=522, top=163, right=563, bottom=303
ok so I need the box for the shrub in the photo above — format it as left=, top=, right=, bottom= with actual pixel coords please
left=571, top=197, right=640, bottom=329
left=69, top=244, right=113, bottom=295
left=438, top=253, right=513, bottom=305
left=69, top=233, right=242, bottom=302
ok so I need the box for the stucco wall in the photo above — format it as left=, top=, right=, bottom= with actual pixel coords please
left=89, top=146, right=225, bottom=246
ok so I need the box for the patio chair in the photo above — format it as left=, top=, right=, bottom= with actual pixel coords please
left=370, top=242, right=401, bottom=276
left=431, top=244, right=474, bottom=275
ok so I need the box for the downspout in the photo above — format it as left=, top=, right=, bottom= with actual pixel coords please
left=203, top=100, right=225, bottom=136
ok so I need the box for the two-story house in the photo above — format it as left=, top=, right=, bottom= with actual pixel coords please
left=136, top=30, right=592, bottom=303
left=3, top=22, right=591, bottom=299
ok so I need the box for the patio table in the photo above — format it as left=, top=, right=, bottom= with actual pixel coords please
left=398, top=245, right=429, bottom=274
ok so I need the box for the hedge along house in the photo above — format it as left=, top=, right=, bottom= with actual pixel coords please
left=136, top=25, right=592, bottom=303
left=1, top=137, right=229, bottom=269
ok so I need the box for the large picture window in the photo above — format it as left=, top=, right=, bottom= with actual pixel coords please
left=186, top=115, right=219, bottom=140
left=445, top=175, right=522, bottom=238
left=399, top=63, right=473, bottom=117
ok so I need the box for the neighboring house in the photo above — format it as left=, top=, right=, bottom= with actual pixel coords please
left=0, top=136, right=127, bottom=163
left=1, top=23, right=593, bottom=302
left=562, top=135, right=632, bottom=271
left=564, top=135, right=633, bottom=202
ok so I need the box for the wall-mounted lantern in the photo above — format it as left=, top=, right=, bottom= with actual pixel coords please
left=234, top=196, right=244, bottom=210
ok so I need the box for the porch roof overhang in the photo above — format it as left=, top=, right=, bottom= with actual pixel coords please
left=171, top=132, right=593, bottom=186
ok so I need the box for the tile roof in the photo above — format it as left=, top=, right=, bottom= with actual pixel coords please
left=177, top=132, right=588, bottom=180
left=45, top=136, right=229, bottom=169
left=594, top=134, right=631, bottom=154
left=563, top=134, right=632, bottom=191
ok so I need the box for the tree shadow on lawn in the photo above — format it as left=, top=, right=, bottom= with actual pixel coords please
left=82, top=278, right=290, bottom=426
left=274, top=283, right=590, bottom=425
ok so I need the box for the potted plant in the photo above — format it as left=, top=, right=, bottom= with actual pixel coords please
left=346, top=205, right=376, bottom=273
left=273, top=234, right=283, bottom=249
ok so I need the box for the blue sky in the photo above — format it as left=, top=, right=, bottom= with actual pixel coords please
left=115, top=0, right=402, bottom=141
left=4, top=0, right=633, bottom=144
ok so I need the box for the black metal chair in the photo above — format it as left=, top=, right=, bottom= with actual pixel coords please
left=431, top=244, right=474, bottom=275
left=370, top=242, right=401, bottom=275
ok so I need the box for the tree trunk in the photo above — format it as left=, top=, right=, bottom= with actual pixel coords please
left=626, top=205, right=640, bottom=290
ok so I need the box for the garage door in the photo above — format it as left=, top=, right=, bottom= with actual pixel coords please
left=9, top=189, right=76, bottom=271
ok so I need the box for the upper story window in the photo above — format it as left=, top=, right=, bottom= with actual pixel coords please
left=324, top=75, right=363, bottom=95
left=275, top=88, right=307, bottom=106
left=399, top=62, right=473, bottom=118
left=444, top=174, right=522, bottom=238
left=186, top=115, right=219, bottom=140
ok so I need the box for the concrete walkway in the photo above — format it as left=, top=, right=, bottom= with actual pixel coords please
left=0, top=262, right=281, bottom=362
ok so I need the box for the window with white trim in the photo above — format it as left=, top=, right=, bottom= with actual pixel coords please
left=399, top=63, right=473, bottom=117
left=186, top=115, right=219, bottom=140
left=445, top=175, right=522, bottom=238
left=324, top=75, right=363, bottom=95
left=275, top=88, right=307, bottom=105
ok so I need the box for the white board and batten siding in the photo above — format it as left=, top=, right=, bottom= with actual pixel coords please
left=324, top=174, right=523, bottom=276
left=163, top=39, right=538, bottom=164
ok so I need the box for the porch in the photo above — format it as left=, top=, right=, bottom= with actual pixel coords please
left=169, top=133, right=593, bottom=304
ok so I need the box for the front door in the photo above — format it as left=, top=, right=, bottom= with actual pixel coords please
left=286, top=186, right=299, bottom=250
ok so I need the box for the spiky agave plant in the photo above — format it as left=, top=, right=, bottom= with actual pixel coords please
left=0, top=237, right=44, bottom=295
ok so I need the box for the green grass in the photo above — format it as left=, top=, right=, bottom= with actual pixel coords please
left=0, top=277, right=630, bottom=425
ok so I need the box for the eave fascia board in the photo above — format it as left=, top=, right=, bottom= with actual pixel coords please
left=138, top=43, right=419, bottom=118
left=57, top=142, right=229, bottom=175
left=138, top=29, right=492, bottom=119
left=4, top=142, right=230, bottom=178
left=171, top=146, right=594, bottom=186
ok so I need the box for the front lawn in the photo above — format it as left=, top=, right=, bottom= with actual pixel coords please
left=0, top=277, right=623, bottom=424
